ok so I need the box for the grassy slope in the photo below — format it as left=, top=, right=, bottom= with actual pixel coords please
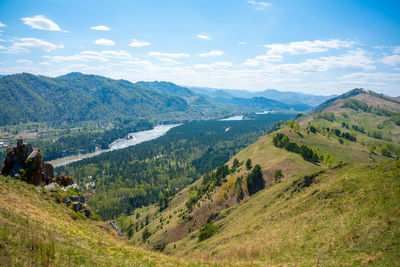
left=0, top=176, right=207, bottom=266
left=127, top=92, right=400, bottom=266
left=172, top=160, right=400, bottom=266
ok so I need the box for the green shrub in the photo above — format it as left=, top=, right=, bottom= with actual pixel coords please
left=198, top=221, right=218, bottom=241
left=274, top=170, right=284, bottom=183
left=246, top=165, right=264, bottom=195
left=245, top=159, right=252, bottom=170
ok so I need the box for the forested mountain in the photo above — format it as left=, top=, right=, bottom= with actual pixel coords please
left=123, top=89, right=400, bottom=266
left=135, top=81, right=210, bottom=106
left=0, top=73, right=192, bottom=125
left=214, top=96, right=292, bottom=110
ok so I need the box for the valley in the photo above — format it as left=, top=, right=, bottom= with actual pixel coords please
left=1, top=1, right=400, bottom=265
left=1, top=76, right=399, bottom=266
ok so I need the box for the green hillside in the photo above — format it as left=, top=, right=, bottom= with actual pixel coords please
left=123, top=90, right=400, bottom=266
left=0, top=175, right=205, bottom=266
left=0, top=73, right=196, bottom=125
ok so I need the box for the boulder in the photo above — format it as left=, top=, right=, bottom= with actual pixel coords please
left=72, top=202, right=83, bottom=212
left=43, top=163, right=54, bottom=180
left=62, top=183, right=81, bottom=192
left=64, top=197, right=71, bottom=207
left=44, top=182, right=60, bottom=191
left=55, top=175, right=74, bottom=186
left=80, top=209, right=92, bottom=218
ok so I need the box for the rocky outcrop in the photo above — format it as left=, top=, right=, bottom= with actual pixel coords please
left=2, top=139, right=93, bottom=219
left=1, top=139, right=33, bottom=179
left=1, top=139, right=74, bottom=187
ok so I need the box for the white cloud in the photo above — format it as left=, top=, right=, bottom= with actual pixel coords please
left=39, top=61, right=51, bottom=65
left=244, top=54, right=283, bottom=66
left=194, top=61, right=233, bottom=69
left=0, top=45, right=5, bottom=49
left=90, top=25, right=110, bottom=31
left=199, top=50, right=224, bottom=57
left=16, top=59, right=33, bottom=64
left=197, top=34, right=212, bottom=41
left=94, top=38, right=115, bottom=46
left=6, top=38, right=63, bottom=53
left=148, top=52, right=189, bottom=65
left=129, top=39, right=151, bottom=47
left=0, top=22, right=6, bottom=27
left=49, top=50, right=132, bottom=62
left=248, top=1, right=271, bottom=10
left=149, top=52, right=189, bottom=58
left=238, top=42, right=247, bottom=45
left=21, top=15, right=63, bottom=31
left=339, top=72, right=400, bottom=83
left=121, top=59, right=152, bottom=66
left=393, top=46, right=400, bottom=54
left=381, top=54, right=400, bottom=66
left=265, top=39, right=355, bottom=55
left=274, top=50, right=375, bottom=73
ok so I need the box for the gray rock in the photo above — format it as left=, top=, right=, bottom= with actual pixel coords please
left=64, top=197, right=71, bottom=207
left=44, top=182, right=60, bottom=191
left=70, top=195, right=79, bottom=202
left=72, top=202, right=83, bottom=212
left=62, top=183, right=81, bottom=192
left=80, top=209, right=91, bottom=218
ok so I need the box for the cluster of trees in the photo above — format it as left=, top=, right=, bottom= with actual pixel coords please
left=315, top=111, right=336, bottom=122
left=343, top=99, right=400, bottom=126
left=272, top=133, right=320, bottom=163
left=246, top=164, right=264, bottom=195
left=186, top=163, right=233, bottom=212
left=59, top=114, right=293, bottom=219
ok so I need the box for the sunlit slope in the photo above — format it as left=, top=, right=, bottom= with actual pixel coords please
left=171, top=160, right=400, bottom=266
left=0, top=176, right=202, bottom=266
left=126, top=89, right=400, bottom=266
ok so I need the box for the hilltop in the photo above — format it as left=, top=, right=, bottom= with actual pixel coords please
left=123, top=89, right=400, bottom=265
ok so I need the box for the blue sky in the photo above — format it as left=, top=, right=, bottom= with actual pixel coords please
left=0, top=0, right=399, bottom=95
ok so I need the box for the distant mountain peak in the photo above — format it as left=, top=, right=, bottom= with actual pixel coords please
left=57, top=72, right=85, bottom=79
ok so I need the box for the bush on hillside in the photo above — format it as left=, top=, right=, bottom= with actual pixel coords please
left=246, top=164, right=264, bottom=195
left=198, top=221, right=218, bottom=241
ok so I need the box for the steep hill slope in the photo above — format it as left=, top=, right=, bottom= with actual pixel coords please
left=0, top=73, right=190, bottom=125
left=0, top=176, right=203, bottom=266
left=125, top=89, right=400, bottom=266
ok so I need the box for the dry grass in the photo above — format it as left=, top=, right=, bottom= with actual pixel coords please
left=0, top=176, right=211, bottom=266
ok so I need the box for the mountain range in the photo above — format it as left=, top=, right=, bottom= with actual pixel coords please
left=0, top=73, right=336, bottom=126
left=190, top=86, right=335, bottom=107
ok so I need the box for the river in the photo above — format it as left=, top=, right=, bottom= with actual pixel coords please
left=220, top=115, right=244, bottom=121
left=48, top=124, right=180, bottom=168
